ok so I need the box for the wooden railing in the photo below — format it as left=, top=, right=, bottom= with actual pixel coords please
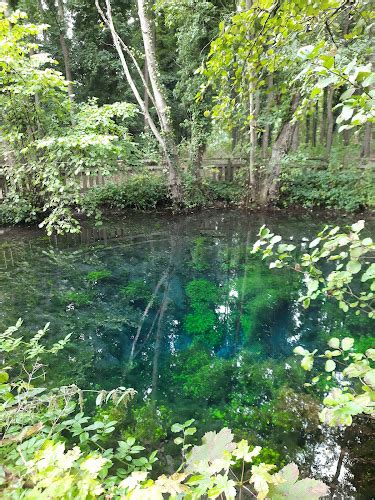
left=2, top=156, right=371, bottom=201
left=0, top=158, right=247, bottom=201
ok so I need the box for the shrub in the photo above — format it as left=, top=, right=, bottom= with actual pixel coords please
left=82, top=173, right=170, bottom=212
left=279, top=166, right=375, bottom=211
left=181, top=173, right=244, bottom=208
left=0, top=194, right=37, bottom=226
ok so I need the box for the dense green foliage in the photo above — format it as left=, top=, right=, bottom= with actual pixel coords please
left=1, top=0, right=374, bottom=235
left=1, top=0, right=374, bottom=493
left=280, top=164, right=375, bottom=211
left=0, top=3, right=138, bottom=233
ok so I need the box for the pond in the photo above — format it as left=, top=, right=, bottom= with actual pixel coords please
left=0, top=209, right=374, bottom=497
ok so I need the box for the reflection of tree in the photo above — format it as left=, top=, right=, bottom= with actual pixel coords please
left=1, top=212, right=374, bottom=495
left=129, top=271, right=169, bottom=362
left=151, top=281, right=170, bottom=400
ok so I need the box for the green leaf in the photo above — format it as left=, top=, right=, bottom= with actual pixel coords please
left=270, top=462, right=329, bottom=500
left=307, top=279, right=319, bottom=294
left=346, top=260, right=361, bottom=275
left=364, top=370, right=375, bottom=389
left=185, top=427, right=197, bottom=436
left=302, top=297, right=311, bottom=309
left=325, top=360, right=336, bottom=372
left=293, top=346, right=308, bottom=356
left=171, top=423, right=184, bottom=433
left=309, top=237, right=321, bottom=249
left=186, top=428, right=235, bottom=473
left=301, top=355, right=314, bottom=371
left=328, top=338, right=340, bottom=349
left=341, top=337, right=354, bottom=351
left=351, top=220, right=365, bottom=233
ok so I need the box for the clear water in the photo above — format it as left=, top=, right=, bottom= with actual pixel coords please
left=0, top=210, right=374, bottom=497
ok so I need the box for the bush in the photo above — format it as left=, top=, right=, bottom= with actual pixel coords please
left=182, top=173, right=244, bottom=208
left=82, top=172, right=243, bottom=213
left=0, top=194, right=37, bottom=226
left=82, top=173, right=170, bottom=212
left=279, top=166, right=375, bottom=211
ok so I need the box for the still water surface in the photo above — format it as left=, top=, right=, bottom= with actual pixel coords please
left=0, top=210, right=374, bottom=497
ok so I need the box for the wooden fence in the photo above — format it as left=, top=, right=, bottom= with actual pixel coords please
left=1, top=156, right=372, bottom=202
left=0, top=158, right=247, bottom=202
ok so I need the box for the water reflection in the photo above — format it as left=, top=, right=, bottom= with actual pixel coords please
left=0, top=210, right=374, bottom=496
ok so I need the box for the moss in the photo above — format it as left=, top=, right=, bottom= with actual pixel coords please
left=120, top=280, right=152, bottom=306
left=185, top=309, right=216, bottom=335
left=191, top=237, right=211, bottom=272
left=59, top=290, right=93, bottom=306
left=186, top=279, right=220, bottom=306
left=86, top=270, right=112, bottom=283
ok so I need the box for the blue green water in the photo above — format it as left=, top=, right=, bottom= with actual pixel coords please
left=0, top=210, right=373, bottom=496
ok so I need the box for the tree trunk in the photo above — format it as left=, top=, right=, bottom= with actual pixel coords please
left=312, top=102, right=318, bottom=147
left=151, top=281, right=169, bottom=400
left=97, top=0, right=183, bottom=204
left=144, top=60, right=149, bottom=131
left=343, top=129, right=350, bottom=147
left=361, top=123, right=372, bottom=158
left=56, top=0, right=74, bottom=102
left=305, top=113, right=310, bottom=144
left=137, top=0, right=183, bottom=203
left=260, top=94, right=300, bottom=204
left=248, top=86, right=258, bottom=205
left=326, top=86, right=334, bottom=155
left=320, top=88, right=327, bottom=146
left=244, top=0, right=258, bottom=206
left=291, top=122, right=299, bottom=151
left=261, top=74, right=274, bottom=158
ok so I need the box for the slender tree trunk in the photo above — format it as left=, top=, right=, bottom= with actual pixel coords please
left=137, top=0, right=183, bottom=203
left=320, top=88, right=327, bottom=146
left=361, top=123, right=372, bottom=158
left=144, top=60, right=149, bottom=131
left=305, top=113, right=310, bottom=144
left=56, top=0, right=74, bottom=101
left=248, top=85, right=258, bottom=205
left=343, top=129, right=350, bottom=147
left=244, top=0, right=258, bottom=206
left=361, top=53, right=373, bottom=158
left=291, top=122, right=299, bottom=151
left=151, top=281, right=169, bottom=400
left=312, top=102, right=318, bottom=147
left=261, top=94, right=300, bottom=204
left=326, top=86, right=334, bottom=155
left=97, top=0, right=183, bottom=204
left=0, top=132, right=16, bottom=170
left=232, top=126, right=239, bottom=150
left=261, top=74, right=274, bottom=158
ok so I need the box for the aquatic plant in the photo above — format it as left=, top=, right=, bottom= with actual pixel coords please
left=86, top=269, right=112, bottom=283
left=186, top=278, right=220, bottom=306
left=120, top=280, right=153, bottom=306
left=59, top=290, right=93, bottom=306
